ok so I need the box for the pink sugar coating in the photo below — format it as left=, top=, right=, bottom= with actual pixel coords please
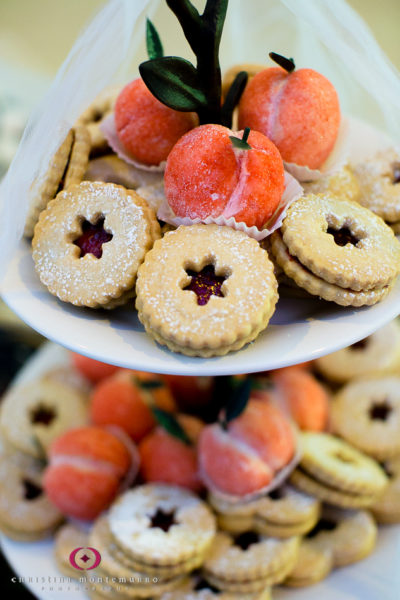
left=164, top=124, right=285, bottom=229
left=115, top=78, right=197, bottom=166
left=238, top=67, right=341, bottom=169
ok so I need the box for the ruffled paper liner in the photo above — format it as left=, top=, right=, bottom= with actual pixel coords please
left=100, top=113, right=166, bottom=172
left=200, top=425, right=303, bottom=505
left=104, top=425, right=140, bottom=493
left=156, top=171, right=303, bottom=242
left=284, top=117, right=350, bottom=183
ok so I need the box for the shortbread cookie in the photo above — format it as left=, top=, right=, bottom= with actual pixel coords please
left=136, top=225, right=278, bottom=357
left=284, top=538, right=333, bottom=587
left=304, top=506, right=377, bottom=567
left=315, top=320, right=400, bottom=383
left=270, top=230, right=391, bottom=306
left=353, top=148, right=400, bottom=224
left=0, top=451, right=63, bottom=540
left=108, top=484, right=216, bottom=570
left=136, top=181, right=166, bottom=213
left=32, top=181, right=159, bottom=308
left=371, top=456, right=400, bottom=524
left=161, top=575, right=272, bottom=599
left=331, top=377, right=400, bottom=460
left=210, top=485, right=320, bottom=538
left=0, top=376, right=88, bottom=458
left=54, top=523, right=88, bottom=579
left=77, top=86, right=121, bottom=155
left=202, top=531, right=299, bottom=593
left=84, top=155, right=163, bottom=189
left=281, top=193, right=400, bottom=292
left=303, top=165, right=361, bottom=202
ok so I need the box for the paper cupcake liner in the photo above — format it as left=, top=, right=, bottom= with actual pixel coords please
left=200, top=425, right=303, bottom=505
left=156, top=171, right=303, bottom=241
left=104, top=425, right=140, bottom=492
left=100, top=113, right=166, bottom=172
left=284, top=117, right=350, bottom=182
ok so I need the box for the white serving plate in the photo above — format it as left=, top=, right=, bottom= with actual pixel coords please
left=1, top=342, right=400, bottom=599
left=2, top=117, right=399, bottom=375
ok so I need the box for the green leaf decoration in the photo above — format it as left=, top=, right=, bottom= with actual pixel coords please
left=152, top=407, right=192, bottom=445
left=221, top=377, right=252, bottom=428
left=221, top=70, right=248, bottom=127
left=146, top=18, right=164, bottom=60
left=229, top=127, right=252, bottom=151
left=269, top=52, right=295, bottom=73
left=139, top=57, right=207, bottom=112
left=250, top=377, right=274, bottom=391
left=137, top=379, right=164, bottom=390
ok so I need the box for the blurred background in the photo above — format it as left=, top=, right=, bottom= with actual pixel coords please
left=0, top=1, right=399, bottom=597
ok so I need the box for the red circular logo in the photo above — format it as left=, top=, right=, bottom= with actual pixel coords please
left=69, top=547, right=101, bottom=570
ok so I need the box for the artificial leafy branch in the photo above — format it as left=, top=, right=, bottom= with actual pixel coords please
left=140, top=0, right=246, bottom=127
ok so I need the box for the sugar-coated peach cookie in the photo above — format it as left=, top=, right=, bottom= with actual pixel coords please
left=70, top=352, right=119, bottom=383
left=44, top=426, right=136, bottom=520
left=198, top=398, right=295, bottom=497
left=164, top=124, right=285, bottom=229
left=138, top=416, right=204, bottom=492
left=238, top=63, right=340, bottom=169
left=115, top=78, right=197, bottom=166
left=90, top=370, right=175, bottom=442
left=271, top=367, right=330, bottom=431
left=163, top=375, right=215, bottom=412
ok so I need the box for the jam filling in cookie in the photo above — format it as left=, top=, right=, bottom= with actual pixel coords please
left=369, top=399, right=392, bottom=421
left=233, top=531, right=260, bottom=550
left=74, top=217, right=113, bottom=259
left=149, top=508, right=177, bottom=532
left=23, top=479, right=43, bottom=501
left=183, top=265, right=228, bottom=306
left=30, top=404, right=56, bottom=426
left=326, top=226, right=359, bottom=247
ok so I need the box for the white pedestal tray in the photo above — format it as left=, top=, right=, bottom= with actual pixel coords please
left=2, top=118, right=399, bottom=375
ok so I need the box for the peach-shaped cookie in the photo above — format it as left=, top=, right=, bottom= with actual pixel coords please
left=164, top=124, right=285, bottom=229
left=90, top=370, right=175, bottom=442
left=163, top=375, right=215, bottom=412
left=238, top=54, right=340, bottom=169
left=70, top=352, right=119, bottom=383
left=43, top=426, right=137, bottom=520
left=139, top=415, right=204, bottom=492
left=114, top=78, right=197, bottom=166
left=198, top=398, right=296, bottom=497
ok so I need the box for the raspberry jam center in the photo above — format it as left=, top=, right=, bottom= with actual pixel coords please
left=327, top=226, right=359, bottom=247
left=30, top=405, right=56, bottom=426
left=184, top=265, right=227, bottom=306
left=74, top=217, right=113, bottom=258
left=149, top=508, right=177, bottom=532
left=369, top=400, right=392, bottom=421
left=23, top=479, right=43, bottom=501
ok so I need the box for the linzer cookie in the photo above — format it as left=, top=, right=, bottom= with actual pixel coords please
left=303, top=165, right=361, bottom=202
left=209, top=485, right=320, bottom=538
left=303, top=506, right=377, bottom=567
left=371, top=456, right=400, bottom=524
left=290, top=432, right=388, bottom=508
left=136, top=225, right=278, bottom=357
left=108, top=484, right=216, bottom=574
left=54, top=523, right=88, bottom=579
left=270, top=193, right=400, bottom=306
left=331, top=376, right=400, bottom=460
left=353, top=148, right=400, bottom=228
left=284, top=538, right=333, bottom=587
left=0, top=450, right=64, bottom=541
left=25, top=126, right=91, bottom=237
left=202, top=531, right=299, bottom=593
left=77, top=86, right=121, bottom=155
left=161, top=575, right=272, bottom=599
left=32, top=181, right=160, bottom=308
left=0, top=376, right=88, bottom=458
left=315, top=320, right=400, bottom=383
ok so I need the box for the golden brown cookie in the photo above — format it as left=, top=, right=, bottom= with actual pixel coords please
left=0, top=376, right=89, bottom=458
left=304, top=506, right=377, bottom=567
left=284, top=538, right=333, bottom=587
left=315, top=320, right=400, bottom=383
left=108, top=484, right=216, bottom=572
left=331, top=376, right=400, bottom=460
left=77, top=86, right=121, bottom=155
left=209, top=485, right=320, bottom=538
left=136, top=225, right=278, bottom=357
left=54, top=523, right=89, bottom=579
left=280, top=193, right=400, bottom=293
left=270, top=230, right=391, bottom=307
left=83, top=155, right=163, bottom=190
left=202, top=531, right=299, bottom=593
left=0, top=451, right=64, bottom=541
left=32, top=181, right=159, bottom=308
left=353, top=148, right=400, bottom=223
left=303, top=165, right=361, bottom=202
left=371, top=456, right=400, bottom=524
